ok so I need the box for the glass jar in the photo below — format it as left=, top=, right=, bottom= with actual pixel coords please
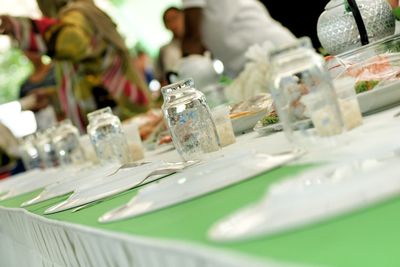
left=36, top=128, right=59, bottom=168
left=86, top=107, right=131, bottom=165
left=269, top=38, right=344, bottom=146
left=161, top=78, right=220, bottom=161
left=19, top=135, right=41, bottom=170
left=53, top=120, right=86, bottom=166
left=317, top=0, right=395, bottom=55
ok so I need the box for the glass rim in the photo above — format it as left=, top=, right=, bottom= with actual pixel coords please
left=161, top=78, right=195, bottom=95
left=87, top=106, right=112, bottom=121
left=269, top=37, right=313, bottom=58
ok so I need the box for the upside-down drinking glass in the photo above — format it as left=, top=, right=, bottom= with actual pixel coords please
left=268, top=37, right=345, bottom=147
left=161, top=78, right=220, bottom=161
left=87, top=107, right=131, bottom=165
left=53, top=120, right=86, bottom=166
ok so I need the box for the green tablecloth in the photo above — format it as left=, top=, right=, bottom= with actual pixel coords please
left=1, top=163, right=400, bottom=267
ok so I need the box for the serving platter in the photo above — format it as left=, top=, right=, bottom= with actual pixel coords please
left=357, top=81, right=400, bottom=115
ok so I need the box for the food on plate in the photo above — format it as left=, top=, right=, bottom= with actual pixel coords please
left=123, top=110, right=172, bottom=147
left=260, top=111, right=279, bottom=126
left=229, top=94, right=274, bottom=119
left=331, top=53, right=400, bottom=94
left=354, top=80, right=380, bottom=94
left=229, top=111, right=252, bottom=119
left=253, top=110, right=283, bottom=134
left=158, top=135, right=172, bottom=145
left=346, top=55, right=392, bottom=78
left=123, top=110, right=163, bottom=140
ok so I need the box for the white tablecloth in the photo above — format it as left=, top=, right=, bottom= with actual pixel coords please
left=1, top=207, right=288, bottom=267
left=1, top=106, right=400, bottom=267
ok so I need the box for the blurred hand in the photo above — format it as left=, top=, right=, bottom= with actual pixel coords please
left=0, top=15, right=13, bottom=35
left=32, top=89, right=51, bottom=111
left=20, top=88, right=54, bottom=111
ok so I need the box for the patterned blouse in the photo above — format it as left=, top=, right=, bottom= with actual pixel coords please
left=10, top=11, right=150, bottom=131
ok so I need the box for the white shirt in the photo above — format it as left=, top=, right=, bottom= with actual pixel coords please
left=182, top=0, right=296, bottom=77
left=158, top=38, right=182, bottom=79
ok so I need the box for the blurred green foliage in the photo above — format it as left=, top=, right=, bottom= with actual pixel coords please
left=110, top=0, right=126, bottom=7
left=0, top=49, right=32, bottom=104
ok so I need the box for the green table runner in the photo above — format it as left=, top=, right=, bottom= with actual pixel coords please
left=1, top=164, right=400, bottom=267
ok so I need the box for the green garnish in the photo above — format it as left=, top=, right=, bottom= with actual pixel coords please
left=355, top=80, right=379, bottom=94
left=261, top=113, right=279, bottom=126
left=393, top=7, right=400, bottom=21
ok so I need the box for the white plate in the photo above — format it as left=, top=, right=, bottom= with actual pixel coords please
left=253, top=119, right=313, bottom=136
left=231, top=109, right=268, bottom=134
left=357, top=81, right=400, bottom=114
left=253, top=122, right=283, bottom=135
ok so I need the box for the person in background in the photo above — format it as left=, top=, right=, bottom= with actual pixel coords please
left=0, top=0, right=151, bottom=132
left=182, top=0, right=296, bottom=78
left=157, top=6, right=185, bottom=84
left=0, top=123, right=23, bottom=178
left=19, top=51, right=63, bottom=130
left=20, top=52, right=56, bottom=99
left=134, top=49, right=155, bottom=86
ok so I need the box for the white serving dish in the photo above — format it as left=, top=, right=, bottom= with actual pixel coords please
left=231, top=109, right=268, bottom=134
left=357, top=81, right=400, bottom=114
left=253, top=119, right=313, bottom=136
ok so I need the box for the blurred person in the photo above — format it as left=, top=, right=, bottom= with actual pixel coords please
left=0, top=0, right=151, bottom=132
left=157, top=6, right=185, bottom=84
left=134, top=49, right=155, bottom=85
left=182, top=0, right=296, bottom=78
left=0, top=123, right=23, bottom=178
left=19, top=51, right=62, bottom=130
left=20, top=51, right=56, bottom=99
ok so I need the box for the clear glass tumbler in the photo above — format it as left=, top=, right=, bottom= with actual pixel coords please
left=53, top=120, right=86, bottom=166
left=212, top=105, right=236, bottom=147
left=19, top=135, right=41, bottom=170
left=269, top=37, right=344, bottom=146
left=36, top=128, right=59, bottom=168
left=333, top=77, right=363, bottom=130
left=87, top=107, right=131, bottom=165
left=161, top=78, right=220, bottom=161
left=122, top=122, right=145, bottom=161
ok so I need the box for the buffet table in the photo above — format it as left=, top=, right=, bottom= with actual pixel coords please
left=1, top=107, right=400, bottom=267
